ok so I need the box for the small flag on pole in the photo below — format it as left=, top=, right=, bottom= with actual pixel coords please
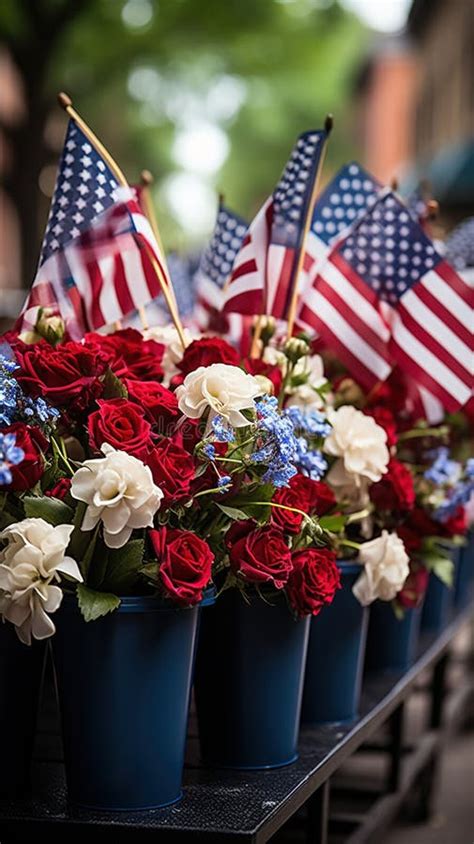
left=301, top=190, right=472, bottom=408
left=18, top=118, right=170, bottom=338
left=222, top=129, right=327, bottom=320
left=194, top=201, right=248, bottom=331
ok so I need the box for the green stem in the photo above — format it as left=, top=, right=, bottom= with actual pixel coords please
left=249, top=500, right=311, bottom=520
left=398, top=426, right=448, bottom=441
left=51, top=436, right=75, bottom=476
left=339, top=539, right=361, bottom=551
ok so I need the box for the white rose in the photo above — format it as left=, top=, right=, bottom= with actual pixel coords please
left=324, top=405, right=389, bottom=483
left=352, top=530, right=410, bottom=606
left=71, top=444, right=164, bottom=549
left=176, top=363, right=261, bottom=429
left=0, top=518, right=82, bottom=645
left=144, top=324, right=197, bottom=385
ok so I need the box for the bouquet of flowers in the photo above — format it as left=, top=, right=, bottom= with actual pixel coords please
left=0, top=324, right=346, bottom=645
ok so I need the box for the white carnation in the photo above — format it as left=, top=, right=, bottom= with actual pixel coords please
left=176, top=363, right=261, bottom=429
left=71, top=444, right=164, bottom=549
left=352, top=530, right=410, bottom=606
left=0, top=518, right=82, bottom=645
left=324, top=405, right=389, bottom=484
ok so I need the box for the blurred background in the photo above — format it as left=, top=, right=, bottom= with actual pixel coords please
left=1, top=0, right=473, bottom=322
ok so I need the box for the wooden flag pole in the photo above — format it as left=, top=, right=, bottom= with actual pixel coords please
left=140, top=170, right=167, bottom=262
left=139, top=169, right=181, bottom=324
left=285, top=114, right=333, bottom=338
left=57, top=93, right=185, bottom=342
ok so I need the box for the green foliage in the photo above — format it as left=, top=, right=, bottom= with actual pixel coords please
left=319, top=513, right=347, bottom=533
left=100, top=539, right=145, bottom=593
left=77, top=583, right=121, bottom=622
left=1, top=0, right=369, bottom=251
left=424, top=551, right=454, bottom=587
left=102, top=368, right=128, bottom=400
left=223, top=483, right=276, bottom=524
left=23, top=495, right=74, bottom=526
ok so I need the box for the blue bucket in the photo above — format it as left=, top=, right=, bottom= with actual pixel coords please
left=454, top=535, right=474, bottom=610
left=0, top=623, right=46, bottom=796
left=421, top=571, right=453, bottom=633
left=52, top=593, right=202, bottom=811
left=194, top=589, right=310, bottom=769
left=365, top=601, right=423, bottom=673
left=301, top=562, right=369, bottom=725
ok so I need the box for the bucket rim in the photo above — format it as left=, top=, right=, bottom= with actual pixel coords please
left=61, top=584, right=216, bottom=614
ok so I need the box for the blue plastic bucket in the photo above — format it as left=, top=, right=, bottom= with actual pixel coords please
left=194, top=589, right=310, bottom=769
left=365, top=601, right=423, bottom=673
left=421, top=571, right=452, bottom=633
left=301, top=562, right=369, bottom=725
left=52, top=594, right=202, bottom=810
left=454, top=535, right=474, bottom=610
left=0, top=623, right=46, bottom=796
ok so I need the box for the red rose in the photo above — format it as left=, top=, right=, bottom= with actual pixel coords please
left=286, top=548, right=341, bottom=617
left=45, top=478, right=72, bottom=500
left=227, top=522, right=293, bottom=589
left=88, top=399, right=153, bottom=459
left=397, top=525, right=422, bottom=554
left=443, top=506, right=467, bottom=537
left=16, top=340, right=107, bottom=415
left=150, top=527, right=214, bottom=606
left=145, top=438, right=196, bottom=505
left=365, top=407, right=398, bottom=448
left=272, top=486, right=305, bottom=534
left=272, top=475, right=336, bottom=533
left=370, top=459, right=415, bottom=512
left=84, top=330, right=165, bottom=382
left=298, top=477, right=336, bottom=516
left=178, top=337, right=240, bottom=376
left=397, top=562, right=429, bottom=609
left=125, top=379, right=178, bottom=433
left=243, top=358, right=283, bottom=396
left=2, top=423, right=48, bottom=491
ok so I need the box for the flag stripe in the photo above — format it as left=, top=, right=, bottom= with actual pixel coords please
left=300, top=287, right=392, bottom=383
left=420, top=270, right=473, bottom=340
left=320, top=257, right=391, bottom=343
left=316, top=275, right=391, bottom=363
left=399, top=290, right=472, bottom=380
left=397, top=302, right=471, bottom=386
left=390, top=313, right=471, bottom=407
left=414, top=278, right=473, bottom=350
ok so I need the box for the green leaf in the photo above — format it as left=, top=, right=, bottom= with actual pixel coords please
left=226, top=483, right=275, bottom=524
left=319, top=514, right=347, bottom=533
left=216, top=503, right=249, bottom=521
left=428, top=555, right=454, bottom=587
left=77, top=584, right=120, bottom=622
left=101, top=538, right=145, bottom=592
left=23, top=495, right=74, bottom=527
left=393, top=601, right=405, bottom=621
left=102, top=367, right=128, bottom=399
left=139, top=562, right=159, bottom=584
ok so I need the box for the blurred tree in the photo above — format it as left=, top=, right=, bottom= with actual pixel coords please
left=0, top=0, right=368, bottom=286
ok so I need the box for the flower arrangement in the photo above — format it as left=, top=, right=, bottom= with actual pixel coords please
left=0, top=319, right=470, bottom=643
left=0, top=327, right=344, bottom=643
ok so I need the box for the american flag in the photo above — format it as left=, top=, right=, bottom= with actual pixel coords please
left=301, top=191, right=472, bottom=408
left=222, top=129, right=327, bottom=320
left=194, top=202, right=248, bottom=331
left=297, top=161, right=381, bottom=332
left=18, top=119, right=169, bottom=338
